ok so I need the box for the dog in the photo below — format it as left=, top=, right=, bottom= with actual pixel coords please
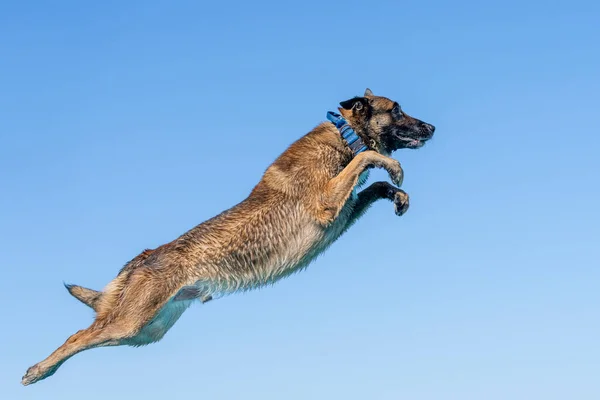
left=22, top=88, right=435, bottom=385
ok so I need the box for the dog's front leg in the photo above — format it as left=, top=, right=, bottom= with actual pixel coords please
left=318, top=151, right=403, bottom=225
left=353, top=181, right=409, bottom=220
left=331, top=181, right=409, bottom=239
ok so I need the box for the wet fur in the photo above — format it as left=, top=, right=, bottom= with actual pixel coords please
left=22, top=89, right=435, bottom=385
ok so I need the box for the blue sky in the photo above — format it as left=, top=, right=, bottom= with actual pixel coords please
left=1, top=0, right=599, bottom=398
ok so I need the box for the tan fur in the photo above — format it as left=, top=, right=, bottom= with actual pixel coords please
left=22, top=89, right=434, bottom=385
left=64, top=284, right=102, bottom=311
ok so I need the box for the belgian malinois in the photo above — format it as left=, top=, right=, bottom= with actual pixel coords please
left=22, top=88, right=435, bottom=385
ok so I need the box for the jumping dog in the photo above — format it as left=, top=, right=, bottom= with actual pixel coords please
left=22, top=88, right=435, bottom=385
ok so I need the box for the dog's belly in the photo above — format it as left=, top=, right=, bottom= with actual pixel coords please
left=238, top=196, right=359, bottom=291
left=270, top=203, right=357, bottom=281
left=193, top=170, right=369, bottom=297
left=126, top=298, right=194, bottom=346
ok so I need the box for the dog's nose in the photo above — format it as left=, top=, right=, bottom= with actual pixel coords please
left=427, top=124, right=435, bottom=134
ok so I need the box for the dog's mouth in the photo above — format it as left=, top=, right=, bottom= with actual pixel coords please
left=398, top=136, right=425, bottom=148
left=396, top=134, right=432, bottom=149
left=386, top=123, right=435, bottom=151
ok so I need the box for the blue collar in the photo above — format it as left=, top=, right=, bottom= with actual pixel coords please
left=327, top=111, right=368, bottom=156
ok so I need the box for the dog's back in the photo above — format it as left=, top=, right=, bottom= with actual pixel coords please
left=148, top=123, right=354, bottom=293
left=70, top=123, right=351, bottom=311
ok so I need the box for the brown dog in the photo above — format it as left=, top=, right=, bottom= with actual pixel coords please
left=22, top=88, right=435, bottom=385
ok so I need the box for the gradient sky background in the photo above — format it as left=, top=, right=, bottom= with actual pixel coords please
left=1, top=1, right=599, bottom=399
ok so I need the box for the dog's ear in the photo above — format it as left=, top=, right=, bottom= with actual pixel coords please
left=339, top=97, right=368, bottom=111
left=364, top=88, right=374, bottom=97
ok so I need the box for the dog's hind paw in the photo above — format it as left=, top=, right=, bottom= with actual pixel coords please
left=22, top=364, right=42, bottom=386
left=21, top=362, right=57, bottom=386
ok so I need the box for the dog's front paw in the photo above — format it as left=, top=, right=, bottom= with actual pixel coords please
left=388, top=160, right=404, bottom=187
left=393, top=190, right=409, bottom=216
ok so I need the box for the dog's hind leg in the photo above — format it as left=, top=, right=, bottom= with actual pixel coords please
left=23, top=261, right=200, bottom=385
left=21, top=281, right=178, bottom=387
left=21, top=322, right=130, bottom=386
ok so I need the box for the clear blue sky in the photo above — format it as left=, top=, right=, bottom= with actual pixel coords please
left=1, top=0, right=599, bottom=398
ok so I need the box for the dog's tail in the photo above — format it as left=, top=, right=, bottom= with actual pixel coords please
left=64, top=283, right=102, bottom=311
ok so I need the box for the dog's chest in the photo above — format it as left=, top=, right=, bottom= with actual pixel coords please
left=351, top=170, right=370, bottom=200
left=288, top=170, right=370, bottom=268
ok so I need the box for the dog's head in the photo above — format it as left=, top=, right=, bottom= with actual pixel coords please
left=338, top=88, right=435, bottom=154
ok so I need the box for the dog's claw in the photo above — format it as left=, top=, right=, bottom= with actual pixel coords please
left=389, top=161, right=404, bottom=187
left=392, top=171, right=404, bottom=187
